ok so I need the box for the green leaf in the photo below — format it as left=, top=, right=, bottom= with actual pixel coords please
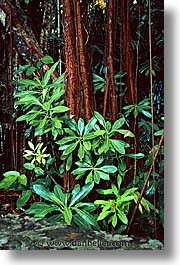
left=3, top=171, right=20, bottom=178
left=0, top=175, right=17, bottom=189
left=54, top=185, right=65, bottom=204
left=112, top=214, right=118, bottom=228
left=110, top=139, right=125, bottom=154
left=112, top=118, right=125, bottom=130
left=126, top=153, right=144, bottom=159
left=85, top=171, right=93, bottom=184
left=78, top=143, right=85, bottom=160
left=71, top=184, right=81, bottom=201
left=94, top=111, right=106, bottom=127
left=73, top=213, right=92, bottom=229
left=66, top=153, right=73, bottom=171
left=51, top=106, right=69, bottom=114
left=63, top=206, right=72, bottom=225
left=74, top=208, right=98, bottom=228
left=33, top=184, right=64, bottom=207
left=84, top=117, right=97, bottom=134
left=75, top=202, right=97, bottom=212
left=69, top=182, right=94, bottom=206
left=83, top=132, right=97, bottom=140
left=94, top=130, right=106, bottom=136
left=94, top=200, right=110, bottom=205
left=56, top=136, right=76, bottom=145
left=97, top=170, right=110, bottom=180
left=26, top=202, right=57, bottom=215
left=27, top=66, right=36, bottom=76
left=34, top=167, right=44, bottom=176
left=83, top=141, right=91, bottom=150
left=141, top=110, right=152, bottom=118
left=41, top=55, right=54, bottom=64
left=63, top=141, right=79, bottom=156
left=42, top=61, right=59, bottom=86
left=94, top=170, right=100, bottom=184
left=18, top=79, right=40, bottom=87
left=18, top=174, right=27, bottom=186
left=98, top=165, right=117, bottom=174
left=117, top=210, right=128, bottom=225
left=154, top=129, right=164, bottom=136
left=78, top=118, right=84, bottom=136
left=16, top=190, right=32, bottom=209
left=97, top=210, right=112, bottom=221
left=118, top=129, right=135, bottom=138
left=72, top=167, right=90, bottom=175
left=23, top=163, right=35, bottom=170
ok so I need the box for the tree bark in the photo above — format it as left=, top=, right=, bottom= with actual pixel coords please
left=74, top=0, right=93, bottom=122
left=120, top=0, right=135, bottom=105
left=103, top=0, right=117, bottom=121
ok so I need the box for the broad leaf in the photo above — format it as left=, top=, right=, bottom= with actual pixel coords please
left=16, top=190, right=32, bottom=209
left=110, top=139, right=125, bottom=154
left=69, top=182, right=94, bottom=206
left=63, top=206, right=72, bottom=225
left=98, top=165, right=117, bottom=174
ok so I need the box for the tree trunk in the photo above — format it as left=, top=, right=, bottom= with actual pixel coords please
left=103, top=0, right=117, bottom=121
left=120, top=0, right=135, bottom=105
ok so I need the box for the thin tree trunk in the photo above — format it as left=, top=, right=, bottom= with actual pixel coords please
left=103, top=0, right=117, bottom=121
left=74, top=0, right=93, bottom=122
left=120, top=0, right=135, bottom=105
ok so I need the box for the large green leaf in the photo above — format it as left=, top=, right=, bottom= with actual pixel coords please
left=110, top=139, right=125, bottom=154
left=33, top=184, right=64, bottom=207
left=0, top=175, right=18, bottom=189
left=16, top=190, right=32, bottom=209
left=126, top=153, right=144, bottom=159
left=51, top=106, right=69, bottom=114
left=18, top=174, right=27, bottom=186
left=69, top=182, right=94, bottom=206
left=41, top=55, right=54, bottom=64
left=112, top=118, right=125, bottom=130
left=42, top=61, right=59, bottom=86
left=23, top=163, right=35, bottom=170
left=97, top=170, right=110, bottom=180
left=112, top=214, right=118, bottom=228
left=3, top=171, right=20, bottom=178
left=56, top=136, right=77, bottom=145
left=78, top=118, right=84, bottom=136
left=73, top=213, right=92, bottom=229
left=117, top=210, right=128, bottom=225
left=97, top=210, right=112, bottom=221
left=75, top=202, right=97, bottom=212
left=74, top=208, right=98, bottom=228
left=94, top=111, right=106, bottom=127
left=63, top=206, right=72, bottom=225
left=72, top=167, right=90, bottom=176
left=54, top=185, right=65, bottom=204
left=98, top=165, right=117, bottom=174
left=63, top=141, right=79, bottom=156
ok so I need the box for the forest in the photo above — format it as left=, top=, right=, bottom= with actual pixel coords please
left=0, top=0, right=164, bottom=248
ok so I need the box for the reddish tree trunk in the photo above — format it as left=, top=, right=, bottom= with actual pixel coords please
left=74, top=0, right=93, bottom=122
left=103, top=0, right=117, bottom=121
left=120, top=0, right=135, bottom=105
left=62, top=0, right=81, bottom=122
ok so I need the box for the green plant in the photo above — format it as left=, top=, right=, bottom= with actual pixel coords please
left=123, top=98, right=152, bottom=119
left=14, top=59, right=68, bottom=140
left=26, top=182, right=99, bottom=229
left=94, top=180, right=156, bottom=231
left=72, top=154, right=118, bottom=184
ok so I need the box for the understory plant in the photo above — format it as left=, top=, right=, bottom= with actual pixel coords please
left=0, top=56, right=158, bottom=232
